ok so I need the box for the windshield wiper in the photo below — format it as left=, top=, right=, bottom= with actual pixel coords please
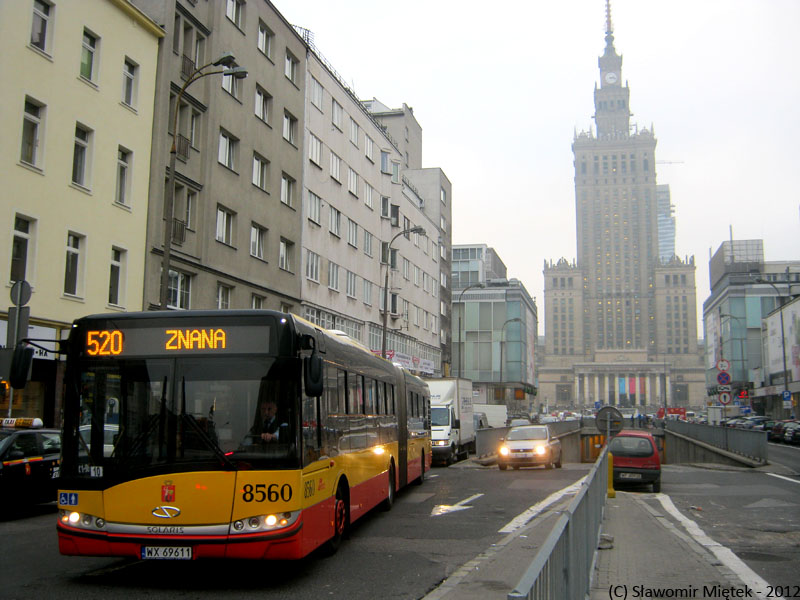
left=179, top=378, right=236, bottom=470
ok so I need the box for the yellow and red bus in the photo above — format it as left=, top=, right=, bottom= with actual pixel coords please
left=11, top=310, right=430, bottom=560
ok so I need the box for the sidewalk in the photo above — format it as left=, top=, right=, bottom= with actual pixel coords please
left=589, top=491, right=747, bottom=599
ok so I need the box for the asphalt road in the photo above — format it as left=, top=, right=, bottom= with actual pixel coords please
left=0, top=460, right=592, bottom=600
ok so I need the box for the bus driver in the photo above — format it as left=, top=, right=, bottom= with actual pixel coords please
left=252, top=399, right=282, bottom=443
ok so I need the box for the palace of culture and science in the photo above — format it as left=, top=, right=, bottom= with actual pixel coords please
left=538, top=3, right=705, bottom=412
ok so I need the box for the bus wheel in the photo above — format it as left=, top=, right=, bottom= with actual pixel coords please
left=323, top=483, right=348, bottom=556
left=415, top=452, right=425, bottom=485
left=381, top=464, right=396, bottom=511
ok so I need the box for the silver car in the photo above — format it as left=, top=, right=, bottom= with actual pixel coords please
left=497, top=425, right=562, bottom=470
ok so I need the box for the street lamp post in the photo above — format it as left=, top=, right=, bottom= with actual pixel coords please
left=381, top=226, right=425, bottom=359
left=159, top=53, right=247, bottom=309
left=498, top=317, right=522, bottom=402
left=456, top=283, right=484, bottom=378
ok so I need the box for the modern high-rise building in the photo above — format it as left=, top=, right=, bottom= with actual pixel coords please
left=656, top=184, right=675, bottom=263
left=538, top=3, right=704, bottom=412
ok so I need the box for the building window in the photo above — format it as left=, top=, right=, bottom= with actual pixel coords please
left=380, top=151, right=390, bottom=174
left=80, top=30, right=98, bottom=81
left=332, top=99, right=343, bottom=130
left=329, top=152, right=341, bottom=182
left=252, top=153, right=268, bottom=190
left=72, top=124, right=92, bottom=187
left=168, top=270, right=191, bottom=309
left=307, top=190, right=321, bottom=224
left=346, top=271, right=357, bottom=298
left=225, top=0, right=243, bottom=28
left=222, top=65, right=242, bottom=99
left=63, top=232, right=83, bottom=296
left=347, top=218, right=358, bottom=247
left=185, top=189, right=196, bottom=229
left=306, top=249, right=320, bottom=282
left=329, top=206, right=341, bottom=237
left=115, top=147, right=131, bottom=205
left=122, top=59, right=138, bottom=107
left=280, top=173, right=295, bottom=207
left=218, top=130, right=237, bottom=170
left=309, top=133, right=322, bottom=166
left=282, top=111, right=297, bottom=144
left=255, top=86, right=272, bottom=124
left=30, top=0, right=52, bottom=53
left=215, top=206, right=234, bottom=245
left=217, top=284, right=231, bottom=309
left=250, top=224, right=266, bottom=259
left=279, top=239, right=293, bottom=272
left=284, top=50, right=298, bottom=83
left=349, top=118, right=359, bottom=146
left=363, top=230, right=373, bottom=257
left=364, top=183, right=374, bottom=209
left=11, top=216, right=34, bottom=282
left=347, top=168, right=359, bottom=197
left=310, top=76, right=324, bottom=109
left=364, top=135, right=374, bottom=161
left=441, top=187, right=447, bottom=205
left=380, top=196, right=390, bottom=218
left=257, top=21, right=273, bottom=58
left=391, top=161, right=400, bottom=183
left=251, top=294, right=264, bottom=309
left=328, top=262, right=340, bottom=291
left=108, top=247, right=125, bottom=306
left=21, top=98, right=44, bottom=167
left=363, top=280, right=372, bottom=305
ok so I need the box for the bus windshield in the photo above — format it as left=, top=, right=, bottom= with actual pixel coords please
left=65, top=355, right=301, bottom=479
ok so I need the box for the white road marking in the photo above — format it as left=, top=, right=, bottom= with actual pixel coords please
left=430, top=493, right=484, bottom=516
left=766, top=472, right=800, bottom=485
left=498, top=476, right=586, bottom=533
left=654, top=493, right=782, bottom=599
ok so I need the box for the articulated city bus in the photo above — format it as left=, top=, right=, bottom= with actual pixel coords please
left=11, top=310, right=431, bottom=560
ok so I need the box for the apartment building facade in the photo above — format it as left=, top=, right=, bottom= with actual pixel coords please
left=1, top=0, right=163, bottom=423
left=300, top=47, right=442, bottom=375
left=136, top=0, right=306, bottom=312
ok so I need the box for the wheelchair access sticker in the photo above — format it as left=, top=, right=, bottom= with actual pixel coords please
left=59, top=492, right=79, bottom=506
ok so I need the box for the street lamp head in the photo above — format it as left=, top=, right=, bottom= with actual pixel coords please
left=409, top=226, right=425, bottom=236
left=213, top=52, right=237, bottom=68
left=224, top=66, right=248, bottom=79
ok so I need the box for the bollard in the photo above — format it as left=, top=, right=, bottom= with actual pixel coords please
left=607, top=451, right=615, bottom=498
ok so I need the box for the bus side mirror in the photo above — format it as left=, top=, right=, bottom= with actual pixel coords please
left=304, top=353, right=323, bottom=397
left=9, top=343, right=34, bottom=389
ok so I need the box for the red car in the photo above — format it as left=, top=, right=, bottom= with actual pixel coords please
left=609, top=430, right=661, bottom=493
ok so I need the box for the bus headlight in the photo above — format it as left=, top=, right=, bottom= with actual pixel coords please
left=61, top=510, right=106, bottom=530
left=229, top=511, right=299, bottom=535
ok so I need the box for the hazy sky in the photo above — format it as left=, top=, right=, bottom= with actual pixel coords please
left=272, top=0, right=800, bottom=335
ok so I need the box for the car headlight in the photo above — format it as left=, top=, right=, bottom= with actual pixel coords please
left=534, top=445, right=547, bottom=456
left=499, top=446, right=509, bottom=456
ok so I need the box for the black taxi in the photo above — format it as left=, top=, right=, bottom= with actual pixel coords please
left=0, top=418, right=61, bottom=506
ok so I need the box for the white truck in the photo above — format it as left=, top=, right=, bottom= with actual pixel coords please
left=473, top=403, right=508, bottom=428
left=425, top=378, right=475, bottom=465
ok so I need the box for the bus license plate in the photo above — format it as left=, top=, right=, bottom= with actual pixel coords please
left=141, top=546, right=192, bottom=560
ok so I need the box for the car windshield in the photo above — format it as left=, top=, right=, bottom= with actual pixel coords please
left=507, top=426, right=548, bottom=441
left=64, top=355, right=301, bottom=479
left=609, top=436, right=655, bottom=458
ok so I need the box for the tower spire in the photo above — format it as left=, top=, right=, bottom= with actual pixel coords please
left=605, top=0, right=615, bottom=49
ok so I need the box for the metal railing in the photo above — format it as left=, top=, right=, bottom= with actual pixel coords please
left=508, top=447, right=608, bottom=599
left=665, top=420, right=768, bottom=462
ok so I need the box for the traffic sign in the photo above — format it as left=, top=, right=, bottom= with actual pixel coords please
left=717, top=385, right=731, bottom=393
left=719, top=392, right=732, bottom=405
left=783, top=390, right=791, bottom=401
left=596, top=406, right=624, bottom=437
left=716, top=372, right=731, bottom=385
left=716, top=359, right=731, bottom=372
